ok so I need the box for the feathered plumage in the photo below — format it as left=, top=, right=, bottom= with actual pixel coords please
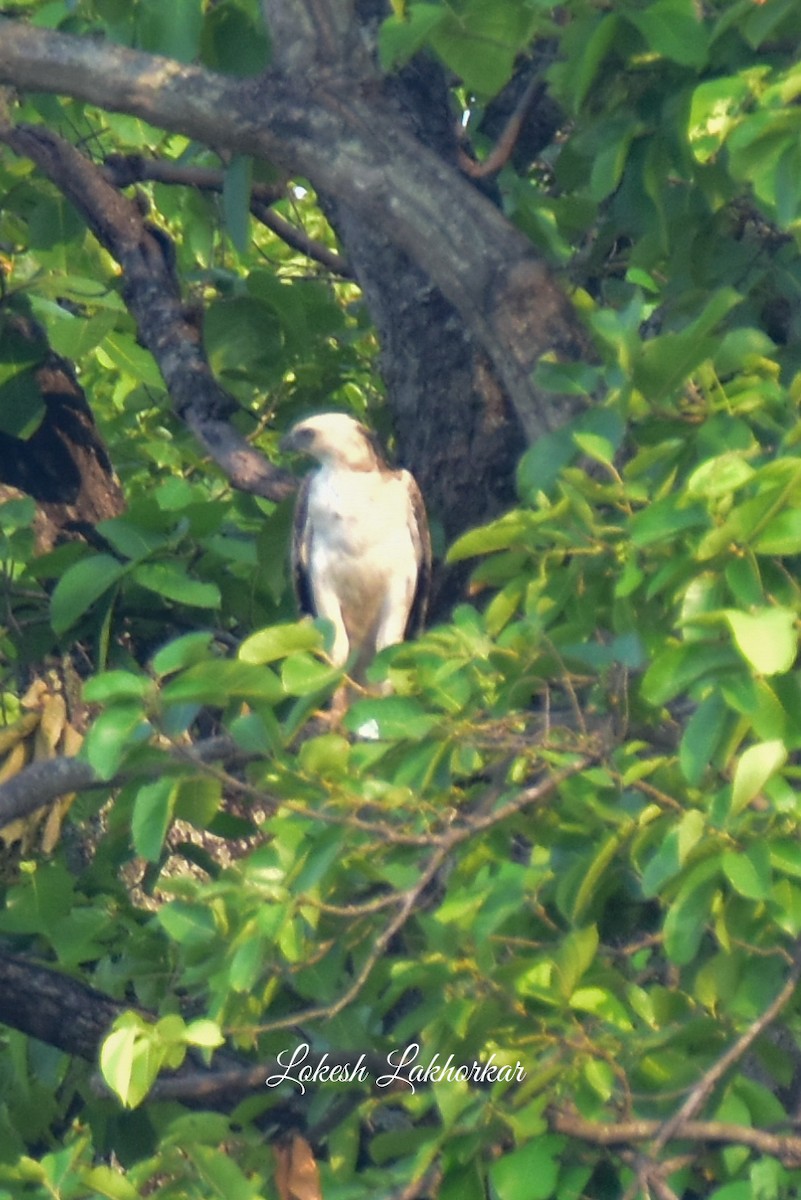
left=281, top=413, right=431, bottom=678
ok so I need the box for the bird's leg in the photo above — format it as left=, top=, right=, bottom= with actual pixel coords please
left=310, top=587, right=350, bottom=667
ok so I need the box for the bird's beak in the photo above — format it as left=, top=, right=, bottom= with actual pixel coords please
left=279, top=429, right=299, bottom=454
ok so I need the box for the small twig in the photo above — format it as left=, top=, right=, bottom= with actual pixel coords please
left=652, top=944, right=801, bottom=1153
left=255, top=837, right=454, bottom=1034
left=550, top=1109, right=801, bottom=1168
left=102, top=152, right=352, bottom=276
left=250, top=198, right=352, bottom=275
left=254, top=756, right=594, bottom=1035
left=382, top=1164, right=443, bottom=1200
left=458, top=76, right=542, bottom=179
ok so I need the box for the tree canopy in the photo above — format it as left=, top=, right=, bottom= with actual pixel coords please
left=2, top=1, right=801, bottom=1198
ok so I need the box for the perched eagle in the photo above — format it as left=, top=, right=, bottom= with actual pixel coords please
left=281, top=413, right=431, bottom=680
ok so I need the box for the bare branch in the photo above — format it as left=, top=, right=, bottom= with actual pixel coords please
left=550, top=1109, right=801, bottom=1168
left=0, top=735, right=246, bottom=827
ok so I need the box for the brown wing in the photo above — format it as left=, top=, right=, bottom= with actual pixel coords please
left=291, top=474, right=316, bottom=618
left=402, top=469, right=432, bottom=637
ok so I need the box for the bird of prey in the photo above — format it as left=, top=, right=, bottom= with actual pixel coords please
left=281, top=413, right=431, bottom=682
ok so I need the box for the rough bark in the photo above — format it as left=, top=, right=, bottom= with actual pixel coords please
left=319, top=48, right=529, bottom=607
left=0, top=949, right=126, bottom=1060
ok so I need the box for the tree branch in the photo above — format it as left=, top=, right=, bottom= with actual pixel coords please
left=254, top=756, right=595, bottom=1035
left=0, top=949, right=130, bottom=1060
left=652, top=945, right=801, bottom=1153
left=549, top=1109, right=801, bottom=1169
left=0, top=17, right=588, bottom=442
left=0, top=735, right=246, bottom=827
left=101, top=153, right=353, bottom=277
left=0, top=122, right=296, bottom=502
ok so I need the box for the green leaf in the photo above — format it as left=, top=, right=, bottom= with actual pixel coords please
left=663, top=860, right=720, bottom=965
left=99, top=1023, right=138, bottom=1108
left=298, top=733, right=351, bottom=777
left=641, top=642, right=739, bottom=706
left=731, top=740, right=787, bottom=814
left=222, top=155, right=252, bottom=254
left=132, top=777, right=177, bottom=861
left=686, top=453, right=755, bottom=499
left=151, top=632, right=216, bottom=677
left=28, top=300, right=116, bottom=361
left=50, top=554, right=126, bottom=635
left=0, top=368, right=45, bottom=438
left=83, top=704, right=149, bottom=780
left=770, top=839, right=801, bottom=880
left=725, top=607, right=797, bottom=675
left=490, top=1136, right=566, bottom=1200
left=344, top=696, right=439, bottom=741
left=571, top=830, right=628, bottom=921
left=97, top=516, right=167, bottom=561
left=428, top=0, right=537, bottom=97
left=626, top=0, right=708, bottom=67
left=556, top=925, right=598, bottom=998
left=722, top=845, right=771, bottom=900
left=753, top=509, right=801, bottom=555
left=570, top=986, right=633, bottom=1030
left=641, top=809, right=705, bottom=897
left=689, top=74, right=753, bottom=162
left=229, top=936, right=265, bottom=993
left=99, top=332, right=164, bottom=389
left=204, top=296, right=283, bottom=379
left=82, top=1165, right=140, bottom=1200
left=157, top=901, right=218, bottom=946
left=160, top=660, right=284, bottom=706
left=184, top=1019, right=224, bottom=1049
left=707, top=1183, right=755, bottom=1200
left=630, top=499, right=707, bottom=548
left=563, top=13, right=619, bottom=114
left=635, top=289, right=741, bottom=402
left=183, top=1142, right=263, bottom=1200
left=201, top=0, right=270, bottom=74
left=99, top=1014, right=162, bottom=1109
left=132, top=562, right=221, bottom=609
left=447, top=511, right=533, bottom=562
left=82, top=671, right=153, bottom=704
left=281, top=652, right=341, bottom=696
left=136, top=0, right=203, bottom=62
left=239, top=621, right=323, bottom=664
left=378, top=4, right=445, bottom=71
left=572, top=432, right=615, bottom=465
left=680, top=693, right=729, bottom=784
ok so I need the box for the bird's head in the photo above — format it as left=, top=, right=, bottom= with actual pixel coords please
left=280, top=413, right=384, bottom=472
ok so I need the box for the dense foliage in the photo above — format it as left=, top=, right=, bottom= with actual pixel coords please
left=2, top=1, right=801, bottom=1198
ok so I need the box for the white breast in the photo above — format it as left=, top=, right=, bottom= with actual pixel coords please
left=306, top=465, right=419, bottom=662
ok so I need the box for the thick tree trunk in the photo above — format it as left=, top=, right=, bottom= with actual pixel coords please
left=320, top=54, right=527, bottom=608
